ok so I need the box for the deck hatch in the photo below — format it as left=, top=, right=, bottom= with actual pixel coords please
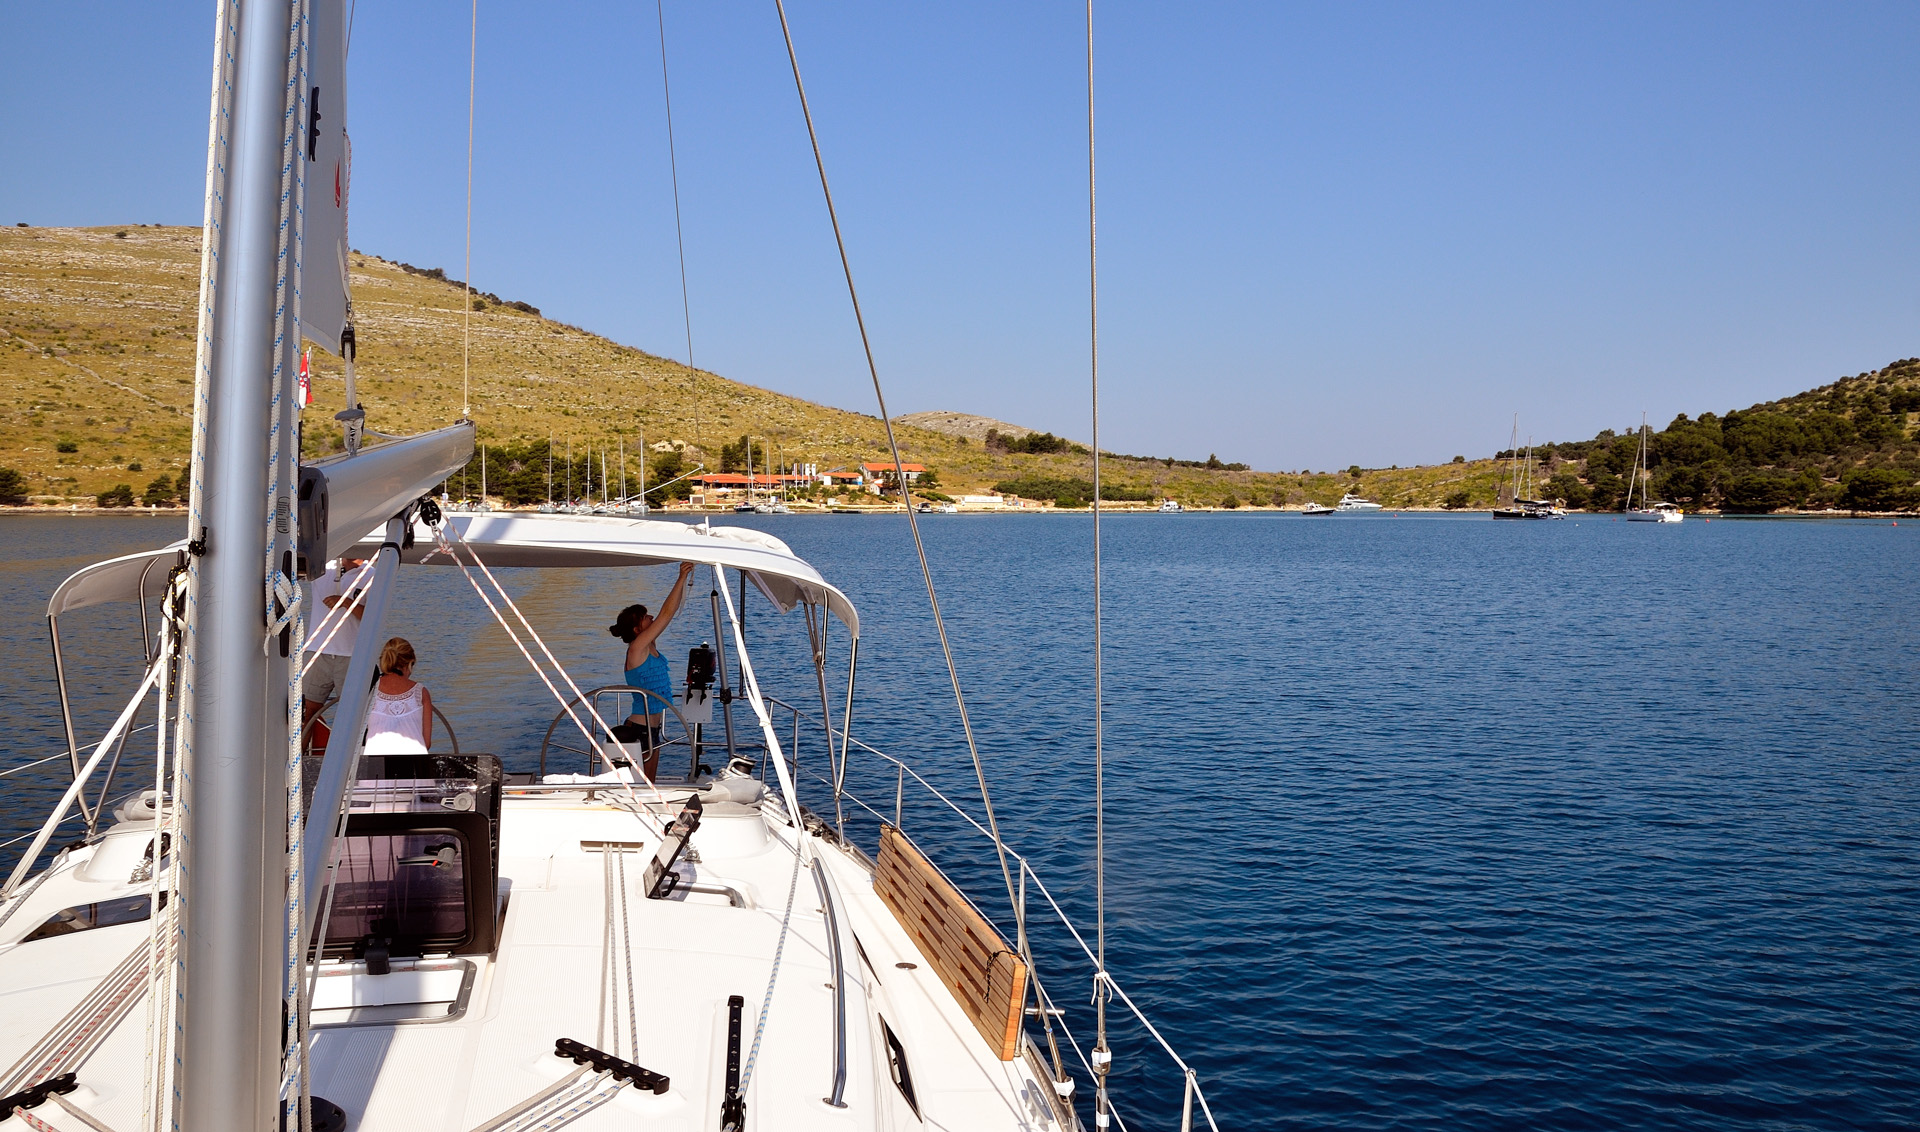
left=880, top=1016, right=921, bottom=1119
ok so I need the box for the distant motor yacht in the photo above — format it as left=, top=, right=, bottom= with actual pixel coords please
left=1335, top=493, right=1383, bottom=512
left=1157, top=499, right=1184, bottom=513
left=1302, top=502, right=1336, bottom=515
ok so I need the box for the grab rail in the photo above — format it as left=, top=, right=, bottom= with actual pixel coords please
left=810, top=858, right=849, bottom=1108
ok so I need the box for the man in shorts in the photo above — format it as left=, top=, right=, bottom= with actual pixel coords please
left=303, top=557, right=369, bottom=724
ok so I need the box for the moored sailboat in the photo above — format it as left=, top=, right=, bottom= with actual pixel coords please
left=1624, top=413, right=1683, bottom=522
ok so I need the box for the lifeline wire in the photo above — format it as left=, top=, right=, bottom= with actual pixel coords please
left=770, top=0, right=1024, bottom=928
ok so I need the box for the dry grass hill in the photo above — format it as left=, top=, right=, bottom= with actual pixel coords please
left=0, top=224, right=1522, bottom=510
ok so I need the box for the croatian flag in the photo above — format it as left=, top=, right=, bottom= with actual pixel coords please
left=298, top=348, right=313, bottom=407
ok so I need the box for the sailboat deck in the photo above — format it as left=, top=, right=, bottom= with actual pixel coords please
left=0, top=788, right=1069, bottom=1131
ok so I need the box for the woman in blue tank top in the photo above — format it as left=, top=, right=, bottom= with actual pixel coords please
left=608, top=561, right=696, bottom=779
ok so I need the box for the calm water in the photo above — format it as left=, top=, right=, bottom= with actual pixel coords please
left=2, top=511, right=1916, bottom=1130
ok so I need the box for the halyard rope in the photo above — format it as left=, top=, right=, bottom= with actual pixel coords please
left=272, top=4, right=313, bottom=1125
left=299, top=559, right=373, bottom=670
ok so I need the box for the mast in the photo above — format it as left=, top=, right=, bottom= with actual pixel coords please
left=1508, top=414, right=1521, bottom=505
left=547, top=431, right=553, bottom=507
left=178, top=0, right=303, bottom=1126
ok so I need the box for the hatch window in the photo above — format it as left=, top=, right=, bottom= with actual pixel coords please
left=21, top=892, right=163, bottom=943
left=881, top=1016, right=921, bottom=1119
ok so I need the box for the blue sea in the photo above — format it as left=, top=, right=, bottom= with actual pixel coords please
left=3, top=511, right=1915, bottom=1130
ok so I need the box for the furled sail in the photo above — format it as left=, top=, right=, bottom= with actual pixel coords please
left=298, top=0, right=351, bottom=357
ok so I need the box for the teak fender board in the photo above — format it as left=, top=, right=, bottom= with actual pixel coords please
left=872, top=824, right=1027, bottom=1061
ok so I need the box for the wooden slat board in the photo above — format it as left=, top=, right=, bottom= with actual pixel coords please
left=873, top=824, right=1028, bottom=1061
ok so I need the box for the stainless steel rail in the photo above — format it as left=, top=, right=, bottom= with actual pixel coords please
left=536, top=685, right=696, bottom=779
left=809, top=857, right=848, bottom=1108
left=756, top=694, right=1222, bottom=1132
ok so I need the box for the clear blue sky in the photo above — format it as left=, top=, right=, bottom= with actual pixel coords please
left=4, top=2, right=1917, bottom=470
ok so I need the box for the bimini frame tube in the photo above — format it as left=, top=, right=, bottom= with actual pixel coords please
left=45, top=619, right=91, bottom=827
left=708, top=581, right=738, bottom=765
left=1, top=658, right=164, bottom=898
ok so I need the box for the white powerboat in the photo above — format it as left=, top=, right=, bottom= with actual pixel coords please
left=1156, top=500, right=1183, bottom=513
left=1334, top=493, right=1383, bottom=512
left=1301, top=502, right=1335, bottom=515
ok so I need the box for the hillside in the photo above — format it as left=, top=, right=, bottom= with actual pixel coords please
left=1517, top=359, right=1920, bottom=513
left=894, top=410, right=1045, bottom=444
left=0, top=224, right=1466, bottom=510
left=7, top=225, right=1912, bottom=513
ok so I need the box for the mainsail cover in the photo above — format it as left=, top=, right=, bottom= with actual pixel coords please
left=298, top=0, right=351, bottom=356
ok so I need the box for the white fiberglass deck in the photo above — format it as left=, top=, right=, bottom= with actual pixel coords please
left=0, top=785, right=1070, bottom=1131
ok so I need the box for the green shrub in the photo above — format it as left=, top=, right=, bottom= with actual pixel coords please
left=0, top=467, right=27, bottom=505
left=1221, top=494, right=1241, bottom=509
left=993, top=476, right=1152, bottom=502
left=56, top=439, right=78, bottom=453
left=1545, top=471, right=1590, bottom=509
left=1443, top=490, right=1471, bottom=510
left=96, top=483, right=136, bottom=508
left=1722, top=471, right=1806, bottom=513
left=1841, top=467, right=1914, bottom=512
left=143, top=475, right=177, bottom=506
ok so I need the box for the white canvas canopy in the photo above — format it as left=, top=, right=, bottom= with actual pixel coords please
left=46, top=542, right=188, bottom=619
left=297, top=0, right=352, bottom=356
left=47, top=515, right=857, bottom=636
left=348, top=513, right=860, bottom=635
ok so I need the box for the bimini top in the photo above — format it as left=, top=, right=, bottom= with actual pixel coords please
left=48, top=514, right=857, bottom=636
left=356, top=513, right=861, bottom=634
left=46, top=541, right=189, bottom=619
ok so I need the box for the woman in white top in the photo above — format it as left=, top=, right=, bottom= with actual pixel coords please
left=363, top=637, right=433, bottom=756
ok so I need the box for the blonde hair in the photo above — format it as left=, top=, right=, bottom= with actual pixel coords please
left=378, top=637, right=416, bottom=676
